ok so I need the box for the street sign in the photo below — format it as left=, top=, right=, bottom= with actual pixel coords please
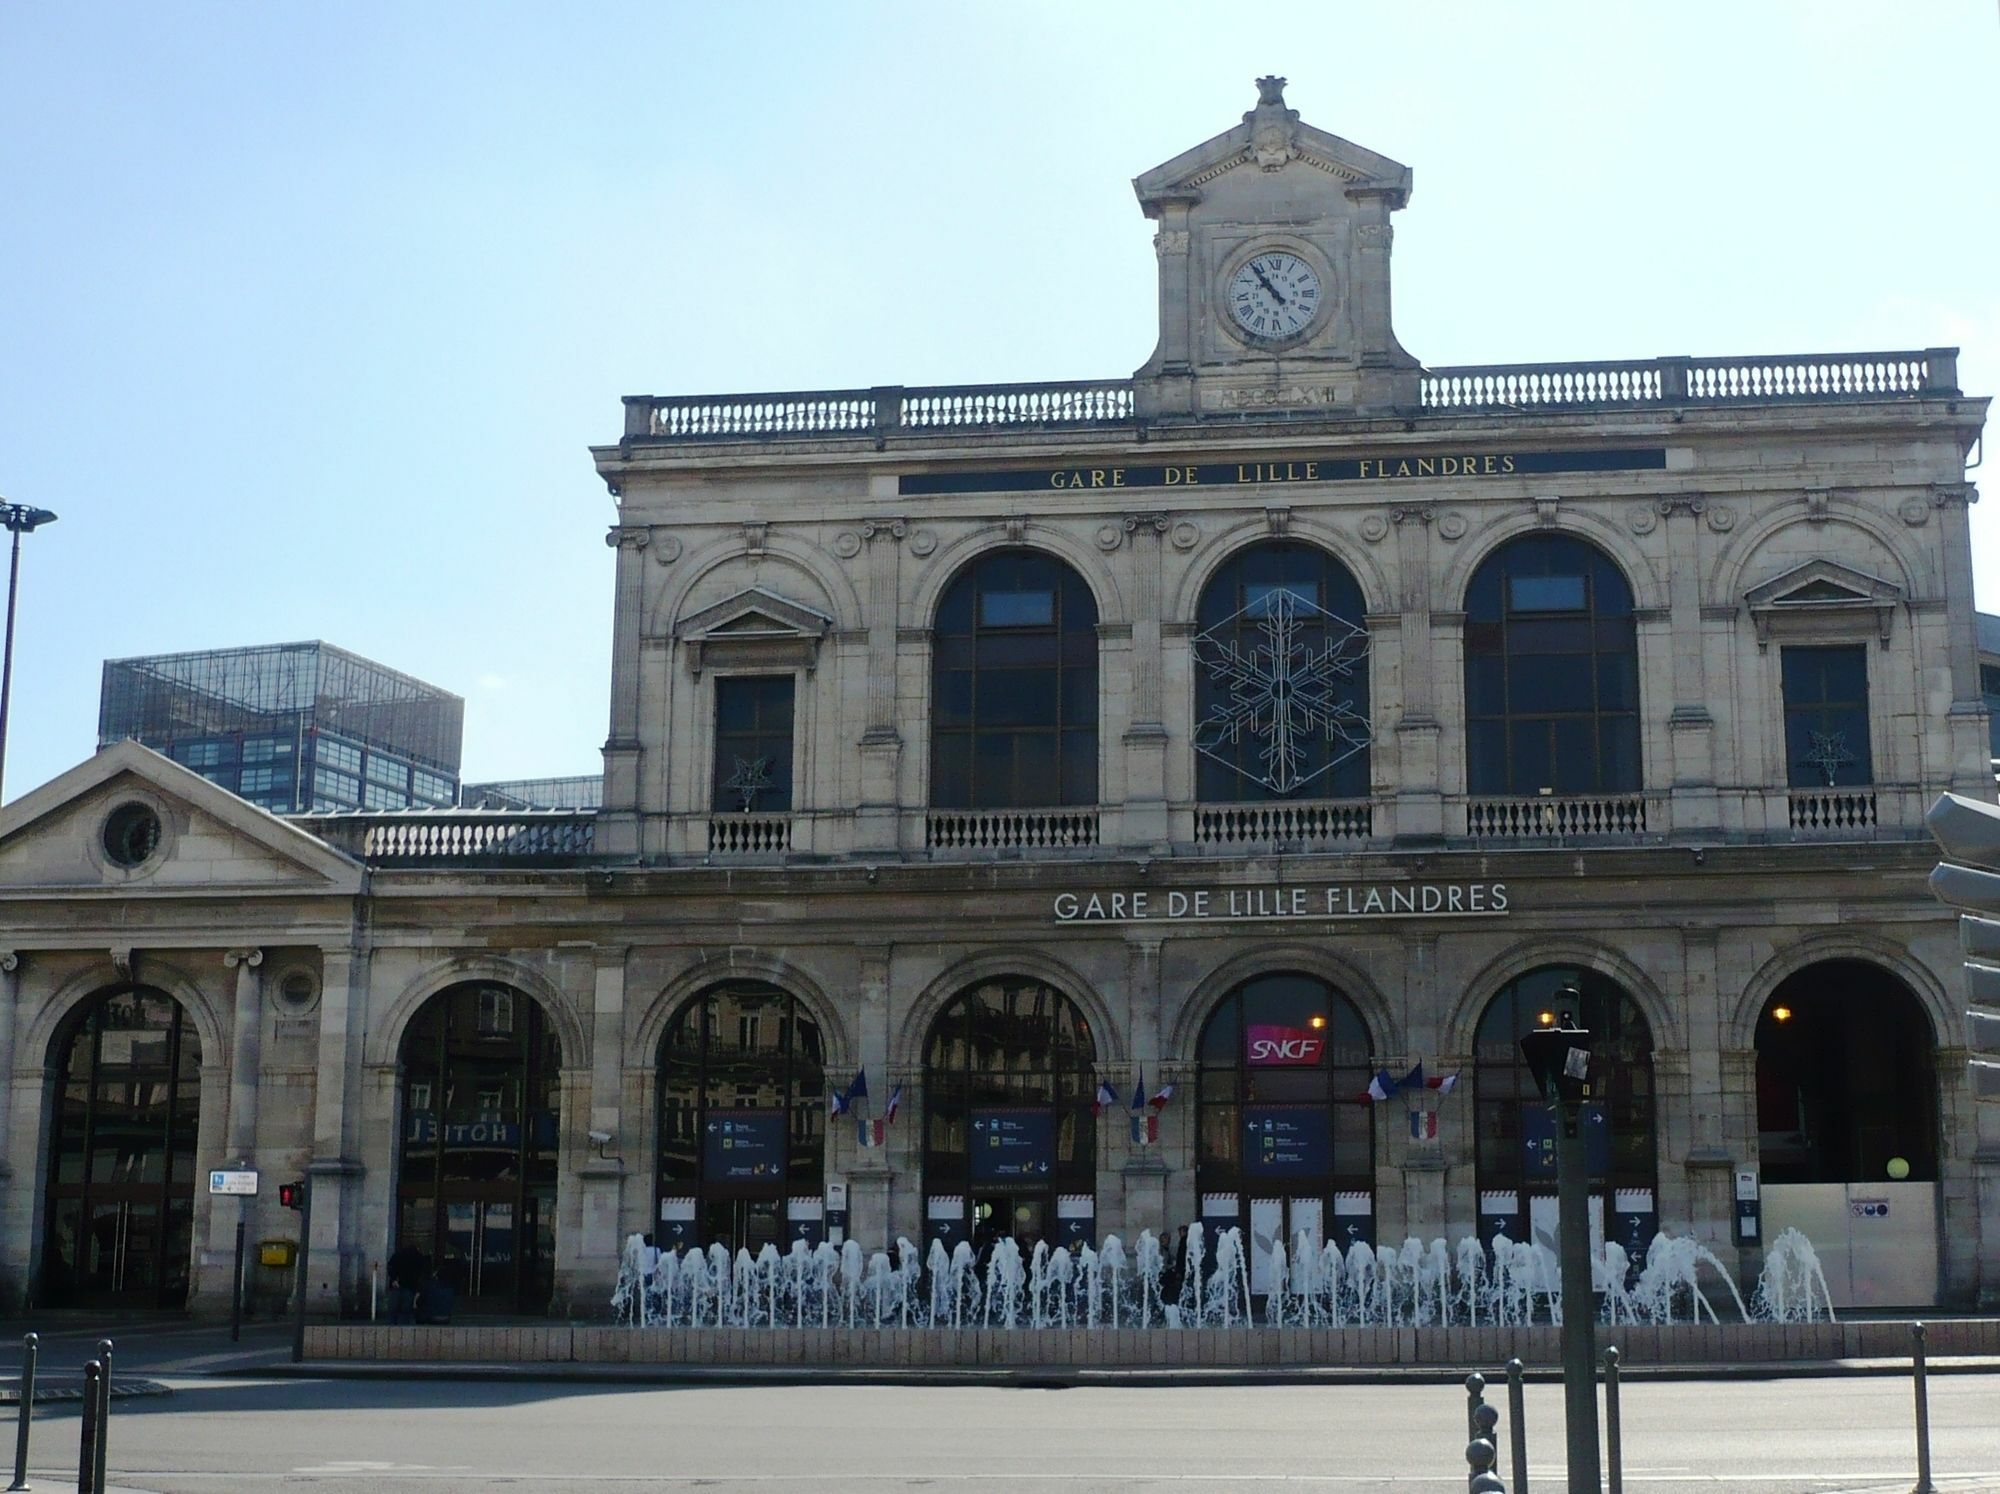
left=208, top=1169, right=258, bottom=1196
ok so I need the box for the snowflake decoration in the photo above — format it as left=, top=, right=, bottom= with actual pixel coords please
left=1798, top=729, right=1855, bottom=787
left=1193, top=587, right=1372, bottom=795
left=723, top=755, right=775, bottom=812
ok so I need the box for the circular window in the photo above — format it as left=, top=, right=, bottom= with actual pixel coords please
left=276, top=969, right=320, bottom=1014
left=101, top=802, right=163, bottom=868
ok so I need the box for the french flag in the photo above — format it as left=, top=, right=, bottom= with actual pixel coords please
left=829, top=1068, right=866, bottom=1117
left=1364, top=1068, right=1399, bottom=1103
left=1410, top=1110, right=1439, bottom=1142
left=1148, top=1083, right=1174, bottom=1111
left=882, top=1083, right=902, bottom=1124
left=1093, top=1081, right=1118, bottom=1117
left=1129, top=1074, right=1149, bottom=1145
left=1427, top=1071, right=1460, bottom=1095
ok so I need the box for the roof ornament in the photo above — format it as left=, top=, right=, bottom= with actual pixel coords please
left=1247, top=75, right=1301, bottom=172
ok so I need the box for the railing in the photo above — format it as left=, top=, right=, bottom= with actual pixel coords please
left=1195, top=799, right=1374, bottom=848
left=298, top=811, right=597, bottom=865
left=926, top=807, right=1101, bottom=851
left=625, top=349, right=1956, bottom=442
left=707, top=814, right=793, bottom=855
left=1464, top=794, right=1651, bottom=840
left=1788, top=787, right=1879, bottom=833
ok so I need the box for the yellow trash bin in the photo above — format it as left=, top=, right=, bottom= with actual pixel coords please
left=259, top=1239, right=297, bottom=1268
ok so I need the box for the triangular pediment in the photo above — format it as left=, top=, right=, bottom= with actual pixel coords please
left=675, top=587, right=831, bottom=643
left=0, top=740, right=364, bottom=896
left=1134, top=81, right=1411, bottom=212
left=1744, top=559, right=1902, bottom=609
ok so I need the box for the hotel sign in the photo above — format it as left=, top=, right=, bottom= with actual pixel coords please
left=900, top=447, right=1665, bottom=497
left=1052, top=882, right=1509, bottom=924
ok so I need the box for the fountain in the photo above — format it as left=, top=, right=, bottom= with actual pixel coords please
left=1753, top=1227, right=1837, bottom=1323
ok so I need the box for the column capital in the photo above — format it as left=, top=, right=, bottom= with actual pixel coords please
left=224, top=947, right=264, bottom=970
left=0, top=951, right=17, bottom=975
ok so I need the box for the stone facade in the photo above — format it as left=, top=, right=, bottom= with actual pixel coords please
left=0, top=82, right=1993, bottom=1318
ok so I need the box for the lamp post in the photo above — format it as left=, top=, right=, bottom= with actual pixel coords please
left=0, top=502, right=59, bottom=804
left=1520, top=991, right=1601, bottom=1493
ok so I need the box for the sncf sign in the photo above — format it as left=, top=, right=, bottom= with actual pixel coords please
left=1246, top=1024, right=1325, bottom=1067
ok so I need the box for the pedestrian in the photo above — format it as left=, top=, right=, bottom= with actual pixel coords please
left=386, top=1240, right=428, bottom=1324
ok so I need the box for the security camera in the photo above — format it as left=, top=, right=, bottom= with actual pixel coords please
left=587, top=1129, right=613, bottom=1146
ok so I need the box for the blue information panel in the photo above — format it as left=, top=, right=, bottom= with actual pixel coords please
left=703, top=1109, right=788, bottom=1184
left=1520, top=1104, right=1610, bottom=1180
left=969, top=1108, right=1054, bottom=1181
left=1241, top=1105, right=1331, bottom=1179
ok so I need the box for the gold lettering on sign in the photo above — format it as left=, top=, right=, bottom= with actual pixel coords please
left=1358, top=454, right=1517, bottom=480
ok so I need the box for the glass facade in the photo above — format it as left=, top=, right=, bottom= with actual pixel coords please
left=98, top=642, right=463, bottom=813
left=41, top=988, right=202, bottom=1309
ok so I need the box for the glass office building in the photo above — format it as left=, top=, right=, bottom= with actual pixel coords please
left=98, top=642, right=463, bottom=813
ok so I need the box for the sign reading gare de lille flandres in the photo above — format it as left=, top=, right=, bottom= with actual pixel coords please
left=1053, top=883, right=1510, bottom=924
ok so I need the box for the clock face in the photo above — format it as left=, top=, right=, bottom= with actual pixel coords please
left=1226, top=251, right=1323, bottom=343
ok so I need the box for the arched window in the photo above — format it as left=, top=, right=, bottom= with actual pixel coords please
left=1194, top=543, right=1371, bottom=800
left=922, top=977, right=1096, bottom=1254
left=1755, top=961, right=1936, bottom=1184
left=1473, top=966, right=1655, bottom=1256
left=1464, top=535, right=1640, bottom=794
left=42, top=987, right=203, bottom=1308
left=931, top=550, right=1098, bottom=808
left=396, top=983, right=561, bottom=1312
left=656, top=982, right=825, bottom=1254
left=1195, top=973, right=1374, bottom=1286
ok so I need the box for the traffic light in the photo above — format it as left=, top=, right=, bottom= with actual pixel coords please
left=278, top=1181, right=304, bottom=1210
left=1925, top=792, right=2000, bottom=1099
left=1518, top=995, right=1592, bottom=1134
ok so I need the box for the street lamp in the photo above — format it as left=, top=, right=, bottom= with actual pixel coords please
left=1519, top=992, right=1600, bottom=1493
left=0, top=501, right=60, bottom=803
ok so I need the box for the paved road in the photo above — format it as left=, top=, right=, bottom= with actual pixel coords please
left=6, top=1367, right=1996, bottom=1493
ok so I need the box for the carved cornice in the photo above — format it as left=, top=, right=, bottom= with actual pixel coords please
left=224, top=948, right=264, bottom=970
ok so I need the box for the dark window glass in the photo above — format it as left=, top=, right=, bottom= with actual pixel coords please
left=1463, top=535, right=1640, bottom=795
left=1781, top=646, right=1872, bottom=787
left=1982, top=663, right=2000, bottom=758
left=41, top=988, right=203, bottom=1308
left=396, top=984, right=562, bottom=1311
left=930, top=551, right=1098, bottom=808
left=1194, top=542, right=1371, bottom=802
left=712, top=676, right=795, bottom=812
left=922, top=978, right=1097, bottom=1204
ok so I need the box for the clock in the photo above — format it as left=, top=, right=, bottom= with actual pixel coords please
left=1225, top=250, right=1323, bottom=344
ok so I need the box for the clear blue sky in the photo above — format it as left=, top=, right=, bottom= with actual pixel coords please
left=2, top=3, right=1995, bottom=801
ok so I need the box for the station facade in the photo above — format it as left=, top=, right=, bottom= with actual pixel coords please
left=0, top=81, right=1993, bottom=1316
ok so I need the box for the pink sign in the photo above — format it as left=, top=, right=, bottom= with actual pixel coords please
left=1246, top=1024, right=1325, bottom=1066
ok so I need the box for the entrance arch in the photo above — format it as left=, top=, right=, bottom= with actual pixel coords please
left=1472, top=966, right=1657, bottom=1259
left=395, top=982, right=561, bottom=1313
left=655, top=980, right=826, bottom=1254
left=1195, top=971, right=1375, bottom=1293
left=1754, top=959, right=1940, bottom=1306
left=41, top=986, right=204, bottom=1308
left=922, top=976, right=1097, bottom=1257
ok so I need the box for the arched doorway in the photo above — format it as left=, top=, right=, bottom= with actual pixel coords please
left=1754, top=960, right=1940, bottom=1306
left=395, top=982, right=560, bottom=1313
left=1472, top=966, right=1656, bottom=1260
left=1195, top=972, right=1374, bottom=1293
left=42, top=987, right=203, bottom=1308
left=922, top=977, right=1096, bottom=1256
left=656, top=981, right=826, bottom=1254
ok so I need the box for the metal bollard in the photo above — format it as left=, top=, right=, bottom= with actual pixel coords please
left=1505, top=1357, right=1528, bottom=1494
left=75, top=1364, right=99, bottom=1494
left=1467, top=1430, right=1507, bottom=1494
left=1912, top=1322, right=1934, bottom=1494
left=1465, top=1371, right=1487, bottom=1439
left=1603, top=1346, right=1622, bottom=1494
left=1472, top=1402, right=1502, bottom=1492
left=93, top=1338, right=111, bottom=1494
left=6, top=1332, right=36, bottom=1492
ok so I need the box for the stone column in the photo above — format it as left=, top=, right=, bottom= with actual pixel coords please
left=599, top=525, right=652, bottom=857
left=1932, top=484, right=1993, bottom=793
left=306, top=946, right=368, bottom=1311
left=577, top=948, right=629, bottom=1296
left=1120, top=515, right=1171, bottom=848
left=846, top=943, right=895, bottom=1247
left=1119, top=936, right=1168, bottom=1238
left=1656, top=496, right=1720, bottom=833
left=855, top=520, right=906, bottom=852
left=223, top=949, right=264, bottom=1160
left=1392, top=504, right=1442, bottom=840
